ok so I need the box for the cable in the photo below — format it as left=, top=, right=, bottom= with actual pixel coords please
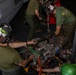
left=38, top=56, right=42, bottom=75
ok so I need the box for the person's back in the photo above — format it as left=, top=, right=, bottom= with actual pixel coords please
left=26, top=0, right=39, bottom=15
left=0, top=46, right=23, bottom=72
left=55, top=6, right=76, bottom=26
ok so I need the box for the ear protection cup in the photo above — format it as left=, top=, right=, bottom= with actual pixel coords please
left=0, top=23, right=11, bottom=37
left=0, top=23, right=12, bottom=43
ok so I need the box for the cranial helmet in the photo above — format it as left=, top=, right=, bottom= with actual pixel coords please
left=61, top=64, right=76, bottom=75
left=0, top=23, right=11, bottom=37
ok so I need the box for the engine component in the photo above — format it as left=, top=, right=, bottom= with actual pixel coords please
left=18, top=34, right=67, bottom=68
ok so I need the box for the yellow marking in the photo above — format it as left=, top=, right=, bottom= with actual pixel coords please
left=24, top=66, right=30, bottom=72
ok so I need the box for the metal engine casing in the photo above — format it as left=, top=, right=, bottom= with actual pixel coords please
left=18, top=34, right=67, bottom=68
left=30, top=39, right=55, bottom=68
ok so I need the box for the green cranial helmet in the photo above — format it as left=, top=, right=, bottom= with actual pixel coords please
left=61, top=64, right=76, bottom=75
left=0, top=23, right=11, bottom=37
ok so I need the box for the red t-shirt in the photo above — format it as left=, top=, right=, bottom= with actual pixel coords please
left=49, top=0, right=61, bottom=24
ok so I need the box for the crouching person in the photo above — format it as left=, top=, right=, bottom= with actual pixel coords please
left=0, top=23, right=35, bottom=75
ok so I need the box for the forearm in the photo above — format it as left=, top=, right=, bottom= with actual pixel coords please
left=19, top=55, right=33, bottom=67
left=9, top=42, right=27, bottom=48
left=9, top=41, right=33, bottom=48
left=0, top=42, right=27, bottom=48
left=0, top=40, right=35, bottom=48
left=55, top=26, right=61, bottom=35
left=42, top=67, right=60, bottom=73
left=19, top=59, right=31, bottom=67
left=35, top=10, right=40, bottom=19
left=0, top=43, right=7, bottom=46
left=37, top=67, right=60, bottom=73
left=42, top=69, right=56, bottom=72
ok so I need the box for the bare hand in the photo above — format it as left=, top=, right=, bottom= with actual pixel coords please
left=36, top=68, right=40, bottom=71
left=27, top=39, right=37, bottom=45
left=28, top=55, right=33, bottom=61
left=39, top=17, right=42, bottom=20
left=54, top=67, right=60, bottom=72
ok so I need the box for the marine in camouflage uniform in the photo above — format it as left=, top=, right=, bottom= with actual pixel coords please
left=54, top=6, right=76, bottom=49
left=25, top=0, right=41, bottom=40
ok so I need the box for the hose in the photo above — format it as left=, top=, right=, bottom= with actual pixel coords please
left=38, top=56, right=42, bottom=75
